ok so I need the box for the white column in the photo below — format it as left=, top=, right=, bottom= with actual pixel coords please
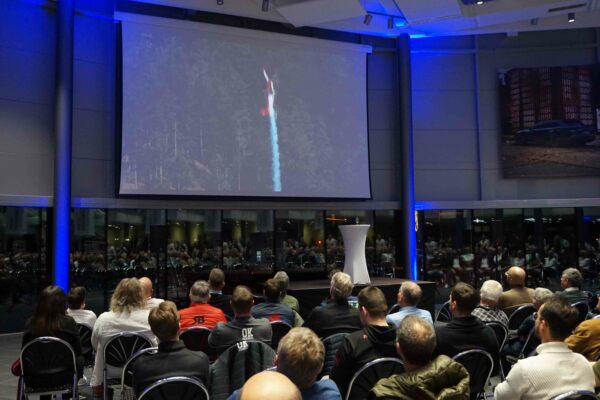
left=339, top=224, right=371, bottom=284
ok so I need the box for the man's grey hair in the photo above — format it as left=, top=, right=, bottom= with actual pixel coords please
left=396, top=315, right=436, bottom=366
left=533, top=287, right=553, bottom=307
left=480, top=280, right=503, bottom=303
left=189, top=280, right=210, bottom=303
left=562, top=267, right=583, bottom=289
left=400, top=281, right=422, bottom=306
left=330, top=272, right=353, bottom=300
left=274, top=271, right=290, bottom=293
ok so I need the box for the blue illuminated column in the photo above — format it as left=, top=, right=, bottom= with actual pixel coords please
left=397, top=35, right=417, bottom=280
left=52, top=0, right=74, bottom=290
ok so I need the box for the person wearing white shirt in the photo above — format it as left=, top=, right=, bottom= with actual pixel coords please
left=494, top=296, right=594, bottom=400
left=90, top=278, right=157, bottom=396
left=139, top=276, right=164, bottom=309
left=66, top=286, right=97, bottom=328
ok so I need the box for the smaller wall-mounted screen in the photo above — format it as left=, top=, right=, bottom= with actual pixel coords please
left=499, top=64, right=600, bottom=178
left=117, top=13, right=371, bottom=199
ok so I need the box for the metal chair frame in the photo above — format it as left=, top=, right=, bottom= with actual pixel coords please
left=120, top=347, right=158, bottom=398
left=435, top=301, right=452, bottom=323
left=345, top=357, right=404, bottom=400
left=485, top=321, right=508, bottom=378
left=138, top=376, right=209, bottom=400
left=179, top=326, right=213, bottom=351
left=19, top=336, right=79, bottom=400
left=571, top=301, right=590, bottom=324
left=452, top=349, right=494, bottom=400
left=270, top=320, right=292, bottom=350
left=550, top=389, right=599, bottom=400
left=507, top=303, right=535, bottom=331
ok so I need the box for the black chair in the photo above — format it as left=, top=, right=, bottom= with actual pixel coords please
left=138, top=376, right=209, bottom=400
left=209, top=340, right=276, bottom=400
left=180, top=326, right=212, bottom=352
left=76, top=323, right=94, bottom=367
left=485, top=321, right=508, bottom=378
left=452, top=349, right=494, bottom=400
left=120, top=347, right=158, bottom=398
left=435, top=301, right=452, bottom=323
left=19, top=336, right=79, bottom=400
left=345, top=357, right=404, bottom=400
left=387, top=304, right=401, bottom=315
left=550, top=390, right=599, bottom=400
left=321, top=332, right=350, bottom=377
left=270, top=320, right=292, bottom=350
left=507, top=304, right=535, bottom=331
left=505, top=328, right=536, bottom=366
left=103, top=332, right=153, bottom=400
left=572, top=301, right=590, bottom=324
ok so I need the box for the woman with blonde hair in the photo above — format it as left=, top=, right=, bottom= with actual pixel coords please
left=90, top=278, right=157, bottom=397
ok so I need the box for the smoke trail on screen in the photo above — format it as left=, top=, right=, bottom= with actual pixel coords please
left=262, top=69, right=282, bottom=192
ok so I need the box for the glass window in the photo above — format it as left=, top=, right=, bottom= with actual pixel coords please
left=222, top=210, right=274, bottom=271
left=167, top=210, right=221, bottom=270
left=324, top=210, right=374, bottom=274
left=274, top=210, right=325, bottom=271
left=542, top=208, right=576, bottom=277
left=374, top=210, right=399, bottom=277
left=580, top=208, right=600, bottom=278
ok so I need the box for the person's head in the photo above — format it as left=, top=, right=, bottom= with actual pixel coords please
left=239, top=371, right=301, bottom=400
left=330, top=272, right=353, bottom=300
left=148, top=300, right=180, bottom=342
left=479, top=280, right=503, bottom=307
left=450, top=282, right=479, bottom=316
left=29, top=285, right=67, bottom=336
left=276, top=327, right=324, bottom=389
left=67, top=286, right=87, bottom=310
left=263, top=279, right=282, bottom=302
left=396, top=315, right=436, bottom=369
left=505, top=267, right=526, bottom=288
left=209, top=267, right=226, bottom=291
left=397, top=281, right=422, bottom=307
left=139, top=276, right=153, bottom=299
left=110, top=278, right=145, bottom=313
left=561, top=268, right=583, bottom=289
left=231, top=285, right=254, bottom=316
left=532, top=287, right=553, bottom=309
left=535, top=295, right=579, bottom=342
left=273, top=271, right=290, bottom=296
left=189, top=280, right=210, bottom=304
left=357, top=286, right=388, bottom=324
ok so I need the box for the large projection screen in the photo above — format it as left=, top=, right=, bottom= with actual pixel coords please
left=117, top=13, right=372, bottom=199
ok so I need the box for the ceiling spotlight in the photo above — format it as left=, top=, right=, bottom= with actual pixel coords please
left=387, top=17, right=394, bottom=29
left=363, top=14, right=372, bottom=25
left=476, top=0, right=484, bottom=4
left=262, top=0, right=269, bottom=12
left=217, top=0, right=223, bottom=4
left=568, top=12, right=575, bottom=22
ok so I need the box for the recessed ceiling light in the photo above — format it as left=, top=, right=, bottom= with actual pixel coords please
left=568, top=12, right=575, bottom=22
left=476, top=1, right=484, bottom=4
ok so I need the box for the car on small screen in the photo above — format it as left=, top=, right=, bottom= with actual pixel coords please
left=515, top=120, right=596, bottom=147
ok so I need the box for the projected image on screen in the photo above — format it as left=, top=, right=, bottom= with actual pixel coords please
left=118, top=15, right=371, bottom=198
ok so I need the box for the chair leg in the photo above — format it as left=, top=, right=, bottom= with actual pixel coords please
left=103, top=368, right=107, bottom=400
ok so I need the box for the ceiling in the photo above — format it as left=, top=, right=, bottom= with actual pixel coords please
left=129, top=0, right=600, bottom=38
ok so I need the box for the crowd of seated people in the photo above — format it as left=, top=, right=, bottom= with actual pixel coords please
left=17, top=264, right=600, bottom=400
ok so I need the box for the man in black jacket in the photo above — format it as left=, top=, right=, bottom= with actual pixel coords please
left=133, top=301, right=210, bottom=396
left=303, top=272, right=361, bottom=338
left=434, top=282, right=499, bottom=373
left=330, top=286, right=397, bottom=397
left=208, top=267, right=233, bottom=317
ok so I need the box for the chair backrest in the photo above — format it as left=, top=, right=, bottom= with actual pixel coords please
left=179, top=326, right=212, bottom=352
left=138, top=376, right=209, bottom=400
left=387, top=304, right=401, bottom=315
left=104, top=332, right=153, bottom=369
left=452, top=349, right=494, bottom=400
left=20, top=336, right=78, bottom=394
left=485, top=321, right=509, bottom=349
left=550, top=390, right=599, bottom=400
left=120, top=347, right=158, bottom=391
left=572, top=301, right=590, bottom=325
left=321, top=332, right=350, bottom=377
left=345, top=357, right=404, bottom=400
left=270, top=320, right=292, bottom=350
left=76, top=323, right=94, bottom=365
left=435, top=301, right=452, bottom=323
left=209, top=340, right=276, bottom=400
left=508, top=304, right=535, bottom=330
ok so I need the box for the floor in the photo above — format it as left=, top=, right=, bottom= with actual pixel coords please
left=0, top=333, right=21, bottom=400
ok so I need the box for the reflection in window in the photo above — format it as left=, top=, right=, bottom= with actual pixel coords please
left=167, top=210, right=221, bottom=270
left=374, top=211, right=398, bottom=277
left=324, top=210, right=374, bottom=274
left=274, top=210, right=325, bottom=271
left=580, top=208, right=600, bottom=280
left=222, top=210, right=274, bottom=271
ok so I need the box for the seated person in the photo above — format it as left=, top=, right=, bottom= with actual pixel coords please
left=208, top=285, right=272, bottom=352
left=498, top=267, right=535, bottom=315
left=566, top=303, right=600, bottom=360
left=208, top=267, right=233, bottom=317
left=386, top=281, right=432, bottom=327
left=472, top=280, right=508, bottom=326
left=371, top=315, right=469, bottom=399
left=251, top=278, right=295, bottom=326
left=274, top=271, right=300, bottom=313
left=236, top=371, right=301, bottom=400
left=556, top=267, right=588, bottom=304
left=303, top=272, right=361, bottom=338
left=495, top=296, right=594, bottom=399
left=66, top=286, right=97, bottom=328
left=331, top=286, right=397, bottom=397
left=133, top=301, right=210, bottom=396
left=228, top=327, right=342, bottom=400
left=434, top=283, right=499, bottom=374
left=179, top=280, right=227, bottom=330
left=139, top=276, right=164, bottom=309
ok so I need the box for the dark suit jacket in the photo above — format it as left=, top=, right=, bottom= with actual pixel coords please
left=557, top=289, right=588, bottom=305
left=209, top=292, right=233, bottom=318
left=132, top=340, right=210, bottom=396
left=303, top=299, right=362, bottom=338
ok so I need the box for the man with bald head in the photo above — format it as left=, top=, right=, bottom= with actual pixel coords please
left=139, top=276, right=164, bottom=309
left=498, top=267, right=534, bottom=315
left=239, top=371, right=301, bottom=400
